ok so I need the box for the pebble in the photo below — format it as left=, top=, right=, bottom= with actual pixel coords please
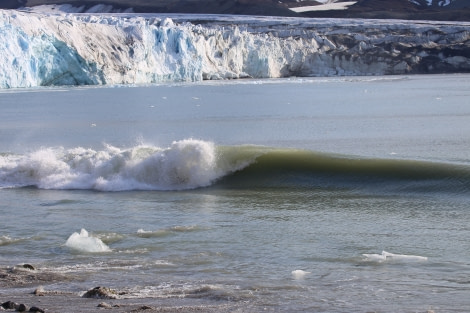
left=97, top=302, right=112, bottom=308
left=32, top=286, right=45, bottom=296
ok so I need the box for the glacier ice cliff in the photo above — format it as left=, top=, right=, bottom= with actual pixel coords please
left=1, top=10, right=470, bottom=88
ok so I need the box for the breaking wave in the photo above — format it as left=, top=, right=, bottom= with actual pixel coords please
left=1, top=139, right=470, bottom=193
left=0, top=139, right=251, bottom=191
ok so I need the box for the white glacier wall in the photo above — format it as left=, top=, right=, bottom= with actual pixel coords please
left=1, top=10, right=470, bottom=88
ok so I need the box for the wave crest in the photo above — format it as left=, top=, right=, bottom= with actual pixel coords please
left=0, top=139, right=243, bottom=191
left=2, top=142, right=470, bottom=193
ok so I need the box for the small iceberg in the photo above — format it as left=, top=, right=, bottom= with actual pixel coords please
left=65, top=229, right=111, bottom=253
left=362, top=251, right=428, bottom=263
left=291, top=269, right=311, bottom=280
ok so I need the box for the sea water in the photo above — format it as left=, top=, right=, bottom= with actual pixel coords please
left=1, top=75, right=470, bottom=312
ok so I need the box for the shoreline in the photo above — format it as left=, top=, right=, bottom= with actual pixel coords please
left=0, top=266, right=250, bottom=312
left=1, top=293, right=246, bottom=312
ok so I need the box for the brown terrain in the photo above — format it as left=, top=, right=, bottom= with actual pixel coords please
left=2, top=0, right=470, bottom=21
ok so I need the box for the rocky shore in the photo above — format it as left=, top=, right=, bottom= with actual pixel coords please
left=1, top=292, right=245, bottom=313
left=0, top=265, right=246, bottom=313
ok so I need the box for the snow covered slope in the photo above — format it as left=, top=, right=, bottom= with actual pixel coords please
left=1, top=10, right=470, bottom=88
left=411, top=0, right=458, bottom=7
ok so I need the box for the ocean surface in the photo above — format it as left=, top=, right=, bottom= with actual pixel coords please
left=1, top=74, right=470, bottom=312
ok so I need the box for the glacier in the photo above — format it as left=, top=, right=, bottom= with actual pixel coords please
left=1, top=9, right=470, bottom=88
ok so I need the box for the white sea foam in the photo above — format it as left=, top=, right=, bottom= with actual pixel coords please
left=0, top=235, right=13, bottom=246
left=0, top=235, right=27, bottom=246
left=49, top=262, right=144, bottom=274
left=124, top=283, right=246, bottom=300
left=65, top=229, right=111, bottom=253
left=362, top=251, right=428, bottom=263
left=137, top=225, right=207, bottom=238
left=96, top=232, right=125, bottom=244
left=0, top=139, right=241, bottom=191
left=137, top=229, right=173, bottom=238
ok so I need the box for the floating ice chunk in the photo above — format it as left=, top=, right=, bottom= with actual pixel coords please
left=362, top=251, right=427, bottom=263
left=291, top=269, right=311, bottom=279
left=65, top=229, right=111, bottom=253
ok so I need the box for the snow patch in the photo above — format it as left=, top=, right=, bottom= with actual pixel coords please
left=290, top=1, right=357, bottom=12
left=411, top=0, right=456, bottom=6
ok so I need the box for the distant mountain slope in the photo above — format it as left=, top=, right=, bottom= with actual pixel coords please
left=412, top=0, right=470, bottom=8
left=299, top=0, right=470, bottom=20
left=1, top=0, right=299, bottom=16
left=2, top=0, right=470, bottom=20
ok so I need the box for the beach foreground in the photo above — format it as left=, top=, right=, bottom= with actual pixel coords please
left=1, top=266, right=248, bottom=312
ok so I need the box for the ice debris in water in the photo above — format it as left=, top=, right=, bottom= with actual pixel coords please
left=291, top=269, right=311, bottom=280
left=65, top=229, right=111, bottom=253
left=362, top=251, right=428, bottom=262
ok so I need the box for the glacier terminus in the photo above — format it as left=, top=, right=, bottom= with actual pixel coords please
left=1, top=8, right=470, bottom=88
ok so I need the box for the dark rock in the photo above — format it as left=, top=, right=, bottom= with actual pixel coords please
left=82, top=286, right=118, bottom=299
left=21, top=264, right=35, bottom=271
left=16, top=303, right=28, bottom=312
left=1, top=301, right=18, bottom=310
left=29, top=307, right=45, bottom=313
left=138, top=306, right=153, bottom=310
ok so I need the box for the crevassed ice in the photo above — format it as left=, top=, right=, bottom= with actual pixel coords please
left=1, top=9, right=469, bottom=88
left=1, top=10, right=314, bottom=88
left=0, top=10, right=387, bottom=88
